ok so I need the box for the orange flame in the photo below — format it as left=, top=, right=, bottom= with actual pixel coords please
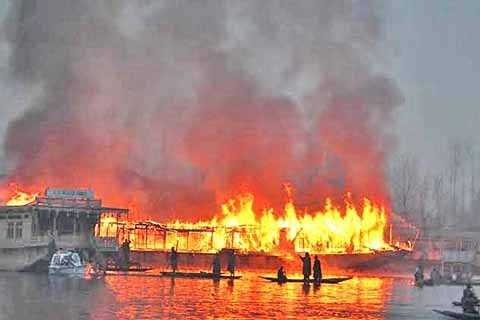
left=102, top=191, right=391, bottom=254
left=4, top=186, right=38, bottom=206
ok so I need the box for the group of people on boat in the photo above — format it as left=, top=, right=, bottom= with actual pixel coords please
left=169, top=247, right=236, bottom=278
left=277, top=252, right=323, bottom=284
left=212, top=250, right=236, bottom=278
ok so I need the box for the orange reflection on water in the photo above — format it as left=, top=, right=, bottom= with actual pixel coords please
left=90, top=273, right=393, bottom=319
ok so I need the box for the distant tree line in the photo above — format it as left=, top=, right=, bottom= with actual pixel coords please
left=389, top=139, right=480, bottom=232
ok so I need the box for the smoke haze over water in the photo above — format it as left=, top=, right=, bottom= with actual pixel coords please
left=0, top=0, right=402, bottom=219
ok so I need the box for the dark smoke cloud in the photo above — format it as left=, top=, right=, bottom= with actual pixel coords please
left=1, top=0, right=402, bottom=219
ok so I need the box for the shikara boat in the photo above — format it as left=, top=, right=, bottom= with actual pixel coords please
left=424, top=279, right=480, bottom=287
left=106, top=266, right=153, bottom=272
left=433, top=309, right=480, bottom=319
left=452, top=301, right=480, bottom=307
left=48, top=250, right=86, bottom=276
left=161, top=271, right=242, bottom=280
left=259, top=276, right=352, bottom=284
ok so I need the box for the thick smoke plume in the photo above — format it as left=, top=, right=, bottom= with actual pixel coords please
left=1, top=1, right=402, bottom=220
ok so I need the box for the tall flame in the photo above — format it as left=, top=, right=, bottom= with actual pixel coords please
left=112, top=192, right=391, bottom=254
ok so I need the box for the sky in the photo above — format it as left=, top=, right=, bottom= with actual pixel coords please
left=385, top=0, right=480, bottom=173
left=0, top=0, right=479, bottom=177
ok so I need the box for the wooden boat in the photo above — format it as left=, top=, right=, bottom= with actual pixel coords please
left=106, top=266, right=153, bottom=272
left=259, top=276, right=352, bottom=284
left=161, top=271, right=242, bottom=280
left=48, top=250, right=86, bottom=276
left=433, top=309, right=480, bottom=319
left=453, top=301, right=480, bottom=307
left=447, top=281, right=480, bottom=286
left=424, top=279, right=480, bottom=287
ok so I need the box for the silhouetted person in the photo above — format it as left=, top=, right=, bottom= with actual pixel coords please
left=277, top=266, right=287, bottom=283
left=430, top=267, right=441, bottom=285
left=170, top=247, right=178, bottom=273
left=313, top=255, right=322, bottom=284
left=121, top=239, right=131, bottom=269
left=462, top=284, right=479, bottom=314
left=227, top=250, right=236, bottom=278
left=299, top=252, right=311, bottom=283
left=414, top=265, right=424, bottom=286
left=47, top=232, right=56, bottom=257
left=212, top=253, right=221, bottom=278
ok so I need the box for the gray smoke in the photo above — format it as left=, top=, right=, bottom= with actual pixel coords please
left=1, top=0, right=402, bottom=218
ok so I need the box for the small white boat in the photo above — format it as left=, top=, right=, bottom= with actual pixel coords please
left=48, top=250, right=85, bottom=276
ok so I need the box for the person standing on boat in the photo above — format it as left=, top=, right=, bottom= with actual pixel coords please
left=212, top=253, right=221, bottom=278
left=299, top=252, right=312, bottom=283
left=430, top=267, right=441, bottom=285
left=227, top=250, right=236, bottom=278
left=414, top=265, right=424, bottom=286
left=313, top=255, right=322, bottom=284
left=169, top=247, right=178, bottom=273
left=277, top=266, right=287, bottom=283
left=121, top=239, right=131, bottom=269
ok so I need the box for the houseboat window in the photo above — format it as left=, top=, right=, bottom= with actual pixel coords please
left=15, top=222, right=23, bottom=240
left=31, top=216, right=38, bottom=237
left=75, top=216, right=81, bottom=233
left=38, top=213, right=51, bottom=235
left=7, top=222, right=14, bottom=239
left=57, top=214, right=74, bottom=235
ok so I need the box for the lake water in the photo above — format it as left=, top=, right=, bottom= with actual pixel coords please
left=0, top=271, right=468, bottom=319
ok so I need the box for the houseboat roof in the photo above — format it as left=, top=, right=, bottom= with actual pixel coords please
left=0, top=188, right=128, bottom=215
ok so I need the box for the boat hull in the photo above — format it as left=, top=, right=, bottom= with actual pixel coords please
left=425, top=279, right=480, bottom=287
left=0, top=245, right=50, bottom=272
left=48, top=266, right=86, bottom=276
left=161, top=271, right=241, bottom=280
left=129, top=249, right=410, bottom=271
left=259, top=276, right=352, bottom=284
left=433, top=309, right=480, bottom=319
left=318, top=249, right=411, bottom=270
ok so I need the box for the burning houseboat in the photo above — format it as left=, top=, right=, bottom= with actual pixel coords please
left=1, top=186, right=415, bottom=272
left=0, top=188, right=127, bottom=271
left=96, top=192, right=416, bottom=271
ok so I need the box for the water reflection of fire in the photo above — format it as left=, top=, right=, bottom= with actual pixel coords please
left=99, top=275, right=393, bottom=320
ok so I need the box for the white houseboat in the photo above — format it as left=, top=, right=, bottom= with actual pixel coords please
left=0, top=188, right=128, bottom=271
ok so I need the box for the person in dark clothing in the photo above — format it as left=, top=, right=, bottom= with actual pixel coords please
left=313, top=255, right=322, bottom=284
left=299, top=252, right=312, bottom=283
left=121, top=239, right=131, bottom=269
left=212, top=253, right=221, bottom=278
left=462, top=284, right=479, bottom=314
left=169, top=247, right=178, bottom=273
left=277, top=266, right=287, bottom=283
left=47, top=232, right=56, bottom=257
left=430, top=267, right=441, bottom=285
left=227, top=250, right=236, bottom=278
left=414, top=265, right=424, bottom=286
